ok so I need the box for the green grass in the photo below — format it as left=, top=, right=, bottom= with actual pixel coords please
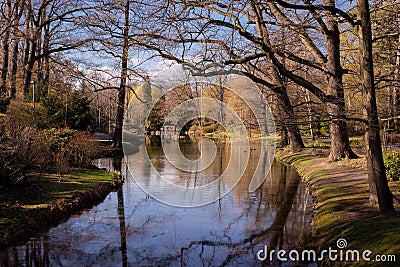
left=332, top=156, right=368, bottom=170
left=0, top=169, right=116, bottom=246
left=275, top=149, right=400, bottom=266
left=349, top=136, right=365, bottom=147
left=42, top=169, right=116, bottom=199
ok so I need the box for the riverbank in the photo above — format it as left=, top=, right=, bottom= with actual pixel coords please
left=276, top=149, right=400, bottom=266
left=0, top=168, right=122, bottom=248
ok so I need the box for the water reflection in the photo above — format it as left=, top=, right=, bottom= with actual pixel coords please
left=114, top=156, right=128, bottom=267
left=0, top=141, right=313, bottom=266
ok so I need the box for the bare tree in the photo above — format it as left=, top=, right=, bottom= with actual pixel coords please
left=134, top=0, right=305, bottom=151
left=113, top=0, right=130, bottom=148
left=19, top=0, right=96, bottom=95
left=259, top=0, right=357, bottom=161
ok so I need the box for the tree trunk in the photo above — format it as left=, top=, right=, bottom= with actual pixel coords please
left=249, top=1, right=305, bottom=152
left=275, top=87, right=305, bottom=151
left=23, top=1, right=32, bottom=92
left=358, top=0, right=394, bottom=212
left=23, top=40, right=37, bottom=95
left=394, top=34, right=400, bottom=130
left=38, top=6, right=50, bottom=95
left=23, top=3, right=38, bottom=95
left=113, top=0, right=130, bottom=148
left=10, top=38, right=19, bottom=98
left=264, top=60, right=305, bottom=151
left=279, top=125, right=289, bottom=148
left=324, top=0, right=358, bottom=161
left=42, top=20, right=50, bottom=94
left=0, top=0, right=13, bottom=94
left=10, top=0, right=22, bottom=98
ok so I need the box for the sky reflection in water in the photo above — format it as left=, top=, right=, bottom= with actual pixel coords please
left=1, top=141, right=313, bottom=266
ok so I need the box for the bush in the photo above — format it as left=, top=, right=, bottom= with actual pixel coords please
left=43, top=128, right=76, bottom=153
left=0, top=128, right=52, bottom=185
left=43, top=128, right=99, bottom=175
left=0, top=98, right=99, bottom=184
left=0, top=93, right=11, bottom=114
left=41, top=91, right=64, bottom=127
left=66, top=131, right=98, bottom=167
left=383, top=150, right=400, bottom=182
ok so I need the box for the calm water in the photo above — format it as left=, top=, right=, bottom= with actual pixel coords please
left=1, top=141, right=313, bottom=266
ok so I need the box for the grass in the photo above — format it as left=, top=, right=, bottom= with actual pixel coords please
left=332, top=156, right=368, bottom=170
left=349, top=136, right=365, bottom=147
left=43, top=169, right=116, bottom=199
left=275, top=149, right=400, bottom=266
left=0, top=168, right=117, bottom=247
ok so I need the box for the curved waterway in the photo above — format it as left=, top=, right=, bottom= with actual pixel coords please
left=1, top=141, right=313, bottom=266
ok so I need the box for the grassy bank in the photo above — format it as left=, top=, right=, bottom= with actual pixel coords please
left=276, top=149, right=400, bottom=266
left=0, top=168, right=122, bottom=248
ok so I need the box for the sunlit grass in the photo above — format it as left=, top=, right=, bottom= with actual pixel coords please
left=332, top=156, right=368, bottom=170
left=0, top=169, right=115, bottom=247
left=275, top=149, right=400, bottom=266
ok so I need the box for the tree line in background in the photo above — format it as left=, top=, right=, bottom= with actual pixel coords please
left=0, top=0, right=399, bottom=212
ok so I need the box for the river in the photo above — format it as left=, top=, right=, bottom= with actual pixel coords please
left=1, top=140, right=313, bottom=266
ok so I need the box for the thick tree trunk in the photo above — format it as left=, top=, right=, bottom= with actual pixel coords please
left=275, top=87, right=305, bottom=151
left=113, top=0, right=130, bottom=148
left=265, top=61, right=305, bottom=151
left=326, top=102, right=356, bottom=161
left=358, top=0, right=394, bottom=212
left=324, top=0, right=357, bottom=161
left=23, top=40, right=37, bottom=95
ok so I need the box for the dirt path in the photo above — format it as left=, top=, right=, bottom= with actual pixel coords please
left=276, top=150, right=400, bottom=266
left=310, top=158, right=371, bottom=213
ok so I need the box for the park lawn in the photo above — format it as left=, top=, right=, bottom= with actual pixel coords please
left=0, top=169, right=116, bottom=247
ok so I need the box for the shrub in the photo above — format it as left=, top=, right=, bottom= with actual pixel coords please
left=66, top=131, right=98, bottom=167
left=0, top=128, right=52, bottom=185
left=383, top=150, right=400, bottom=182
left=0, top=100, right=99, bottom=184
left=43, top=128, right=76, bottom=153
left=43, top=128, right=99, bottom=175
left=0, top=93, right=11, bottom=113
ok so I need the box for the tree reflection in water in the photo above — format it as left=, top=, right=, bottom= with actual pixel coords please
left=1, top=141, right=313, bottom=266
left=114, top=156, right=128, bottom=267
